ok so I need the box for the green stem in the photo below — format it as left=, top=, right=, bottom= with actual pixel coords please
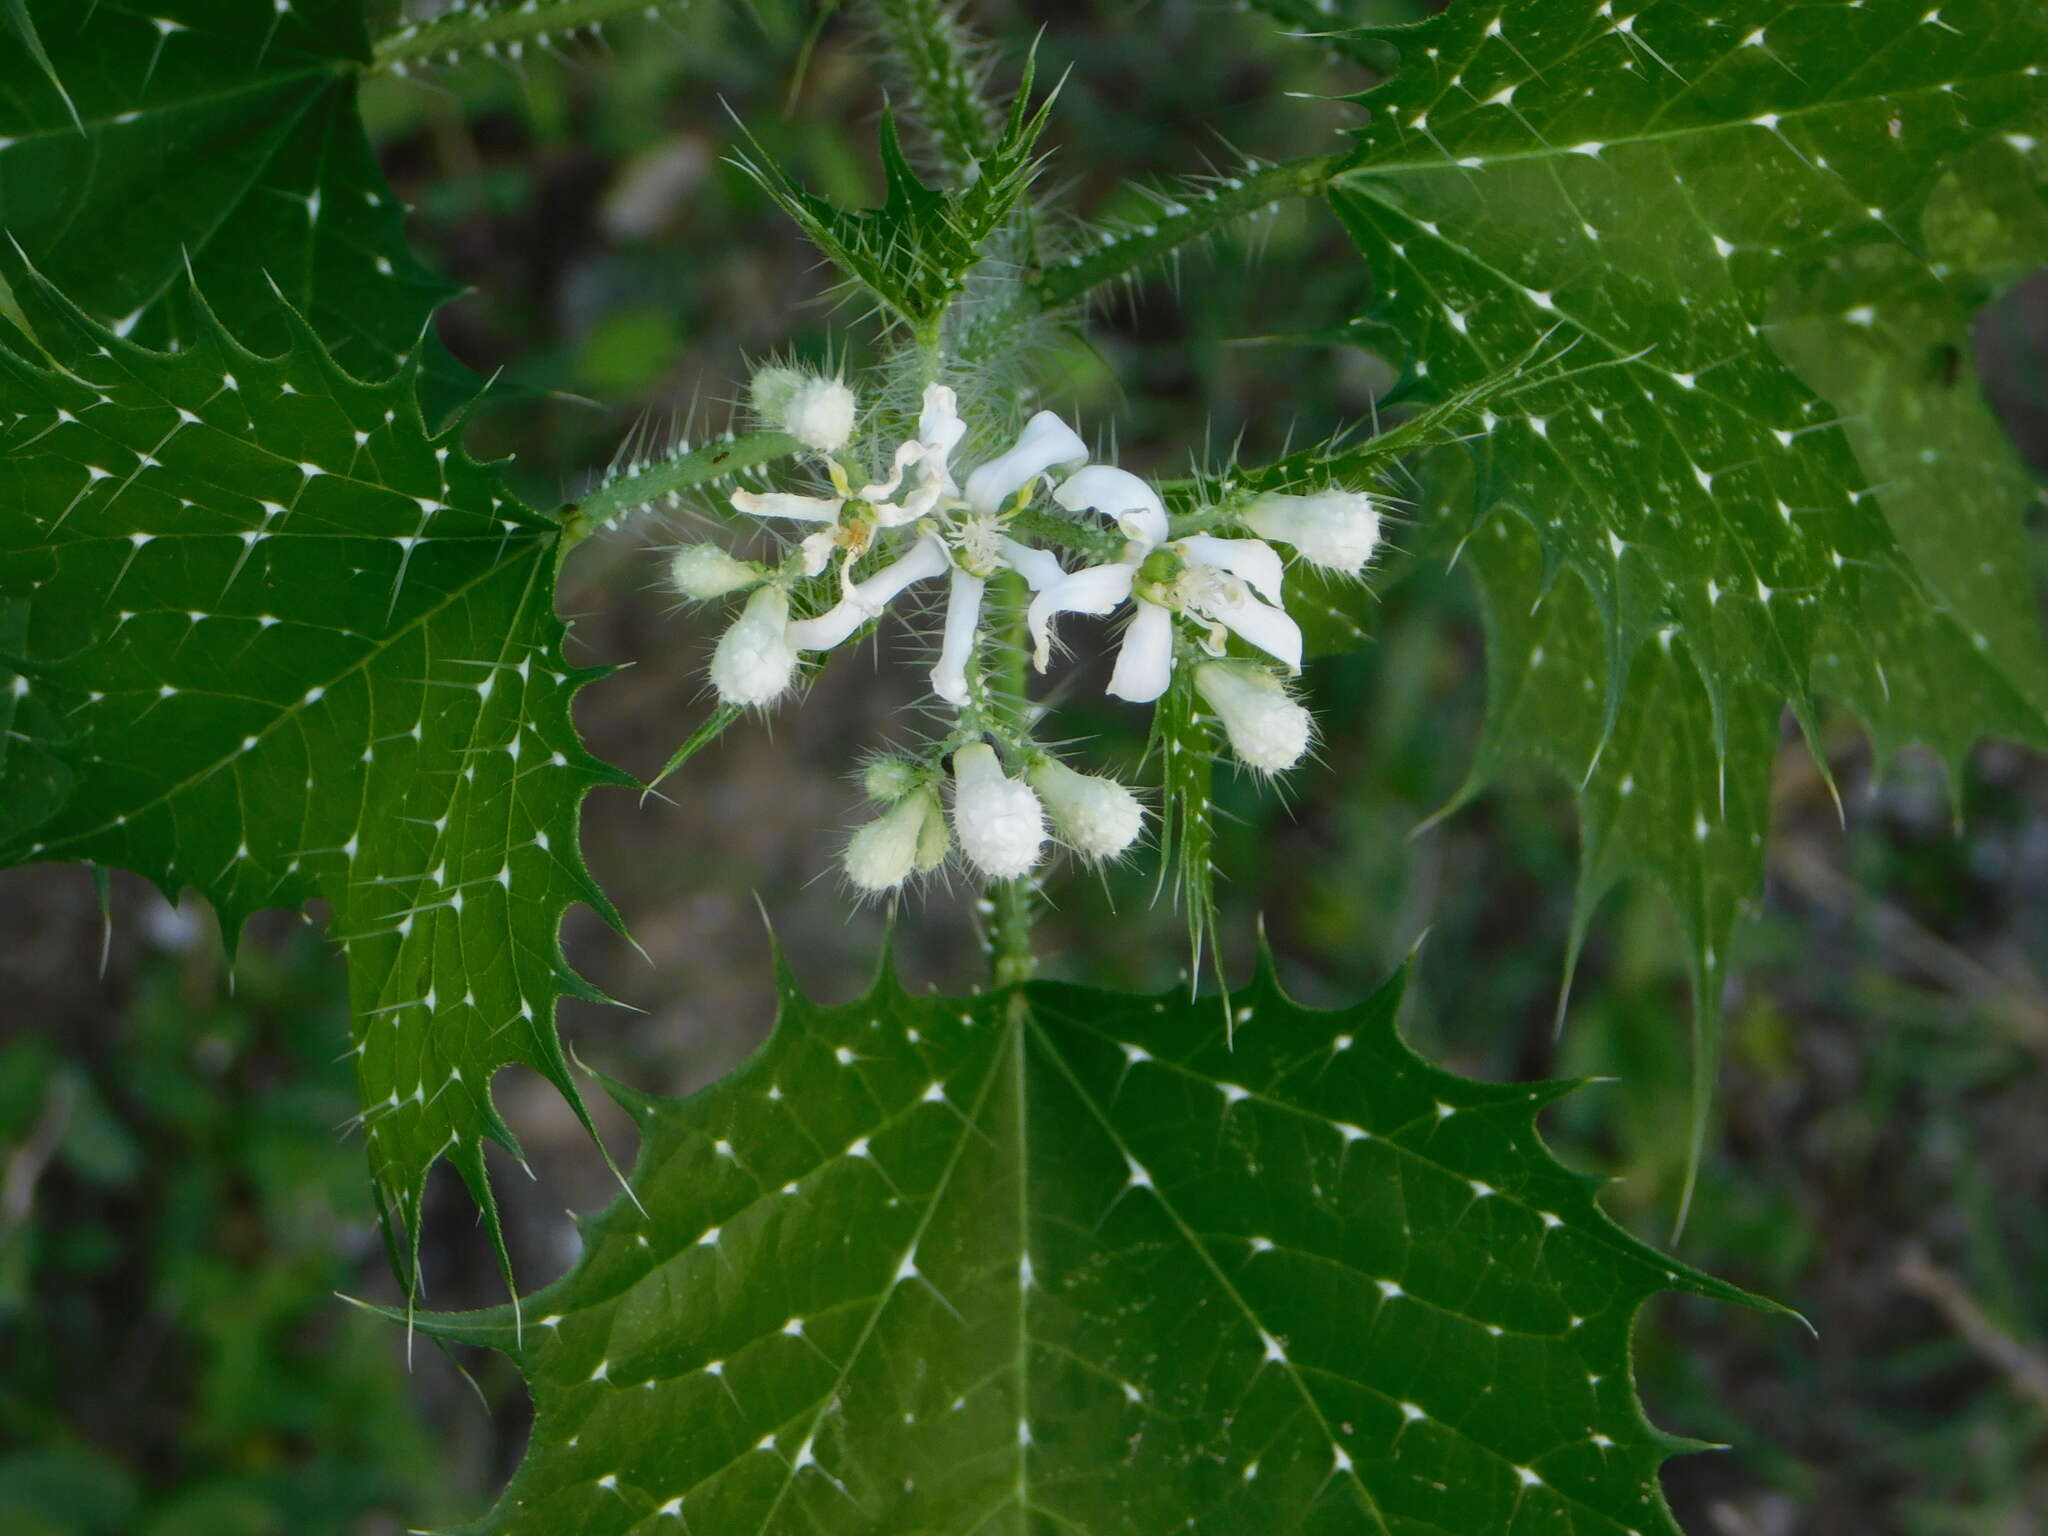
left=1005, top=505, right=1124, bottom=563
left=567, top=431, right=800, bottom=541
left=1032, top=154, right=1341, bottom=311
left=986, top=568, right=1038, bottom=989
left=370, top=0, right=685, bottom=72
left=869, top=0, right=999, bottom=176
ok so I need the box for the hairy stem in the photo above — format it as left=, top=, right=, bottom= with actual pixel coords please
left=371, top=0, right=685, bottom=72
left=987, top=568, right=1038, bottom=988
left=1033, top=154, right=1341, bottom=310
left=567, top=431, right=800, bottom=540
left=870, top=0, right=999, bottom=176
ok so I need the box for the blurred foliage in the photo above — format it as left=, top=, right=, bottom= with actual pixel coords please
left=0, top=919, right=458, bottom=1535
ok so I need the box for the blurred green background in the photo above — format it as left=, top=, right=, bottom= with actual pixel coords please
left=2, top=0, right=2046, bottom=1531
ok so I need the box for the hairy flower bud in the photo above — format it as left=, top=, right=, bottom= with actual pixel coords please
left=1241, top=489, right=1381, bottom=576
left=1193, top=660, right=1312, bottom=774
left=843, top=789, right=943, bottom=893
left=863, top=756, right=923, bottom=803
left=669, top=544, right=761, bottom=601
left=710, top=584, right=800, bottom=708
left=1029, top=758, right=1143, bottom=861
left=950, top=742, right=1047, bottom=879
left=751, top=365, right=857, bottom=454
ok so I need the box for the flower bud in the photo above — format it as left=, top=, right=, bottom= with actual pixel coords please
left=1029, top=758, right=1144, bottom=861
left=1193, top=660, right=1312, bottom=774
left=669, top=544, right=762, bottom=601
left=949, top=742, right=1047, bottom=879
left=863, top=756, right=923, bottom=803
left=751, top=365, right=857, bottom=454
left=844, top=790, right=943, bottom=893
left=1241, top=489, right=1381, bottom=576
left=710, top=584, right=800, bottom=708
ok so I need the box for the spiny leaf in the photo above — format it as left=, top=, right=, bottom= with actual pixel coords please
left=0, top=273, right=630, bottom=1291
left=408, top=962, right=1773, bottom=1534
left=0, top=0, right=461, bottom=412
left=370, top=0, right=694, bottom=75
left=1324, top=0, right=2048, bottom=1111
left=734, top=54, right=1057, bottom=327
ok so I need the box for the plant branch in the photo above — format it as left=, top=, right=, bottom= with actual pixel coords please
left=869, top=0, right=1000, bottom=176
left=370, top=0, right=687, bottom=73
left=987, top=568, right=1038, bottom=988
left=1032, top=154, right=1342, bottom=311
left=567, top=431, right=801, bottom=541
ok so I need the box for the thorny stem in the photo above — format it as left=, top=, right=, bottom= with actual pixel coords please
left=567, top=431, right=800, bottom=542
left=987, top=568, right=1039, bottom=989
left=370, top=0, right=687, bottom=72
left=1032, top=154, right=1342, bottom=310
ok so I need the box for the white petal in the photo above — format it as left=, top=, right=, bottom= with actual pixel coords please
left=1204, top=588, right=1303, bottom=672
left=1107, top=598, right=1176, bottom=703
left=785, top=598, right=870, bottom=652
left=1178, top=534, right=1286, bottom=607
left=874, top=474, right=945, bottom=526
left=730, top=489, right=844, bottom=523
left=1026, top=562, right=1134, bottom=670
left=1001, top=538, right=1067, bottom=592
left=1053, top=465, right=1167, bottom=548
left=798, top=529, right=837, bottom=577
left=964, top=411, right=1089, bottom=515
left=918, top=384, right=967, bottom=479
left=856, top=440, right=925, bottom=503
left=931, top=567, right=986, bottom=707
left=788, top=537, right=950, bottom=651
left=849, top=534, right=951, bottom=609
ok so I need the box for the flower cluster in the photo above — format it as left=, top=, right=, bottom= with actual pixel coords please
left=666, top=368, right=1381, bottom=893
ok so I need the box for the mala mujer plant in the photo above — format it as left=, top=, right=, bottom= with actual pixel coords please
left=679, top=365, right=1365, bottom=898
left=0, top=0, right=2044, bottom=1532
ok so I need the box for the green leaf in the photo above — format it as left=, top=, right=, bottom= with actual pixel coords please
left=736, top=59, right=1056, bottom=327
left=0, top=1, right=457, bottom=406
left=0, top=274, right=629, bottom=1287
left=371, top=0, right=692, bottom=74
left=1327, top=0, right=2048, bottom=1073
left=411, top=961, right=1772, bottom=1534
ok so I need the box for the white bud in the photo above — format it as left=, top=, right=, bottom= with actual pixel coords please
left=752, top=365, right=857, bottom=454
left=669, top=544, right=761, bottom=600
left=844, top=790, right=943, bottom=893
left=1241, top=489, right=1381, bottom=575
left=863, top=756, right=924, bottom=803
left=1029, top=758, right=1143, bottom=861
left=710, top=584, right=800, bottom=708
left=1193, top=660, right=1312, bottom=774
left=949, top=742, right=1047, bottom=880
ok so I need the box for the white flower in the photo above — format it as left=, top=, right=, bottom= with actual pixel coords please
left=669, top=544, right=762, bottom=600
left=721, top=387, right=1093, bottom=709
left=963, top=411, right=1089, bottom=515
left=950, top=742, right=1046, bottom=878
left=1242, top=489, right=1381, bottom=575
left=1029, top=758, right=1143, bottom=860
left=1194, top=660, right=1312, bottom=773
left=1029, top=468, right=1303, bottom=704
left=843, top=789, right=946, bottom=893
left=785, top=534, right=951, bottom=651
left=710, top=584, right=801, bottom=707
left=753, top=366, right=858, bottom=454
